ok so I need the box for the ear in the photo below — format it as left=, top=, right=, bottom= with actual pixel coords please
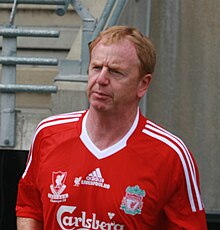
left=137, top=74, right=152, bottom=98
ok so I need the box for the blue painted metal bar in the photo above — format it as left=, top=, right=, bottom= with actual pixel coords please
left=91, top=0, right=116, bottom=41
left=0, top=28, right=60, bottom=37
left=0, top=36, right=17, bottom=147
left=107, top=0, right=127, bottom=27
left=9, top=0, right=17, bottom=25
left=0, top=0, right=66, bottom=5
left=56, top=0, right=70, bottom=16
left=0, top=57, right=58, bottom=66
left=0, top=84, right=57, bottom=93
left=70, top=0, right=96, bottom=75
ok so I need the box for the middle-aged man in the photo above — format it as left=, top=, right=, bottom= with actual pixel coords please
left=16, top=25, right=207, bottom=229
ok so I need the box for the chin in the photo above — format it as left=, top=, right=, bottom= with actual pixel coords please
left=90, top=102, right=109, bottom=112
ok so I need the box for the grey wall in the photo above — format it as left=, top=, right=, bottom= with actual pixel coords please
left=120, top=0, right=220, bottom=212
left=147, top=0, right=220, bottom=211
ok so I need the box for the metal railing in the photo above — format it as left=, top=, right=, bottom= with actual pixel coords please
left=0, top=0, right=129, bottom=147
left=0, top=0, right=62, bottom=147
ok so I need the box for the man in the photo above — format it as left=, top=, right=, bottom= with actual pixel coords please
left=16, top=26, right=207, bottom=229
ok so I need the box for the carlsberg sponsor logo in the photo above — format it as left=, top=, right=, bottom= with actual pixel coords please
left=57, top=205, right=124, bottom=230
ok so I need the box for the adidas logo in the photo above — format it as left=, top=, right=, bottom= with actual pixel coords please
left=86, top=168, right=104, bottom=183
left=74, top=168, right=110, bottom=190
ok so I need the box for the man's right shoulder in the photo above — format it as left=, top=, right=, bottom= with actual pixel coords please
left=34, top=110, right=86, bottom=139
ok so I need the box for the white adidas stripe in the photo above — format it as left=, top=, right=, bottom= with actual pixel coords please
left=22, top=112, right=84, bottom=178
left=146, top=121, right=203, bottom=211
left=95, top=168, right=102, bottom=178
left=142, top=120, right=203, bottom=212
left=147, top=120, right=196, bottom=178
left=37, top=110, right=84, bottom=128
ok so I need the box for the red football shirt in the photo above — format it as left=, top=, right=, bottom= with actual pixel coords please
left=16, top=110, right=207, bottom=229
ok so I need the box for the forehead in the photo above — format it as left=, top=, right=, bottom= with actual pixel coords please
left=90, top=39, right=139, bottom=66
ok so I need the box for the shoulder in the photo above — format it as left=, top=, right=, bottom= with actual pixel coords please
left=140, top=117, right=190, bottom=161
left=141, top=118, right=196, bottom=174
left=135, top=115, right=196, bottom=183
left=33, top=110, right=86, bottom=142
left=139, top=118, right=204, bottom=212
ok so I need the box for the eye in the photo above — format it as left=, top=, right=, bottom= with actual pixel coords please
left=92, top=65, right=102, bottom=71
left=109, top=69, right=124, bottom=77
left=110, top=69, right=119, bottom=74
left=88, top=64, right=101, bottom=74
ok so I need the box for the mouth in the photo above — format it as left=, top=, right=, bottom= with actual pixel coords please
left=92, top=91, right=110, bottom=99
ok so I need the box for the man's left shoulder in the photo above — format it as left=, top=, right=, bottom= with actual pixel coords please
left=141, top=119, right=187, bottom=151
left=134, top=117, right=192, bottom=165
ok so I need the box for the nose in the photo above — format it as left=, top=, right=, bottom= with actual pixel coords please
left=96, top=67, right=109, bottom=85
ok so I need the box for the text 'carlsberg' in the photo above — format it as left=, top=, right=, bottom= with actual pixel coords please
left=57, top=205, right=125, bottom=230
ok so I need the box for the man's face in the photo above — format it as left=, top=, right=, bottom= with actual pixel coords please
left=87, top=39, right=149, bottom=114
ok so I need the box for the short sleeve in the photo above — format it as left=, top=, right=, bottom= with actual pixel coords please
left=163, top=148, right=207, bottom=229
left=16, top=132, right=43, bottom=222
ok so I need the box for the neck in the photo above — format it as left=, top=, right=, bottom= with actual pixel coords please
left=86, top=107, right=138, bottom=150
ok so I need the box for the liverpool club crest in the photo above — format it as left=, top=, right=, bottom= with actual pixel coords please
left=121, top=185, right=146, bottom=215
left=48, top=171, right=69, bottom=202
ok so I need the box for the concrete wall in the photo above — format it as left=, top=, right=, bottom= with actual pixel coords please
left=117, top=0, right=220, bottom=213
left=147, top=0, right=220, bottom=212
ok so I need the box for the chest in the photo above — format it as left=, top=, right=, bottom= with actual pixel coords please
left=37, top=137, right=169, bottom=229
